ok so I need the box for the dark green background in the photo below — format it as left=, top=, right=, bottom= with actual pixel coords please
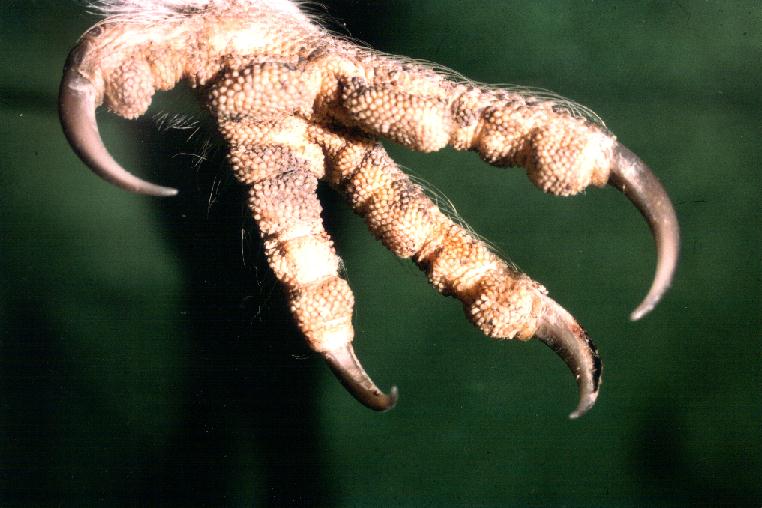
left=1, top=1, right=760, bottom=506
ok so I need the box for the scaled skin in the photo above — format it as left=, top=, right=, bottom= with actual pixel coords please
left=61, top=0, right=676, bottom=416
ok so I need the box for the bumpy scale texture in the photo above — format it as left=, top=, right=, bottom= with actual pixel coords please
left=74, top=0, right=619, bottom=353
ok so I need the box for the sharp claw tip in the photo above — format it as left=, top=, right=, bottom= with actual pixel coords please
left=568, top=392, right=599, bottom=419
left=122, top=183, right=178, bottom=197
left=382, top=385, right=399, bottom=412
left=323, top=344, right=398, bottom=412
left=630, top=291, right=665, bottom=321
left=155, top=187, right=179, bottom=197
left=364, top=385, right=398, bottom=412
left=610, top=143, right=680, bottom=319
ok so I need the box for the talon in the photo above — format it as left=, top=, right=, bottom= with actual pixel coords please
left=59, top=0, right=679, bottom=418
left=535, top=297, right=602, bottom=419
left=322, top=343, right=398, bottom=412
left=58, top=53, right=177, bottom=197
left=609, top=143, right=679, bottom=320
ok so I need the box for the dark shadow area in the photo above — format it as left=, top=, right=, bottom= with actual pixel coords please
left=130, top=106, right=340, bottom=506
left=1, top=93, right=338, bottom=508
left=629, top=400, right=756, bottom=507
left=1, top=300, right=69, bottom=506
left=319, top=0, right=412, bottom=46
left=104, top=4, right=405, bottom=501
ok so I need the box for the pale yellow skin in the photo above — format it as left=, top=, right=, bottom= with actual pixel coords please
left=72, top=1, right=618, bottom=355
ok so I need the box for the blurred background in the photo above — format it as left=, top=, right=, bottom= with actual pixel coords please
left=1, top=1, right=760, bottom=506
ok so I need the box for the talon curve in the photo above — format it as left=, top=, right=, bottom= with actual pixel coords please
left=59, top=0, right=680, bottom=418
left=59, top=55, right=177, bottom=197
left=322, top=344, right=398, bottom=412
left=609, top=143, right=680, bottom=320
left=535, top=297, right=602, bottom=419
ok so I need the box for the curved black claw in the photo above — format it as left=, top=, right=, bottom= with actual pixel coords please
left=322, top=343, right=398, bottom=412
left=609, top=143, right=679, bottom=320
left=534, top=297, right=602, bottom=419
left=59, top=51, right=177, bottom=197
